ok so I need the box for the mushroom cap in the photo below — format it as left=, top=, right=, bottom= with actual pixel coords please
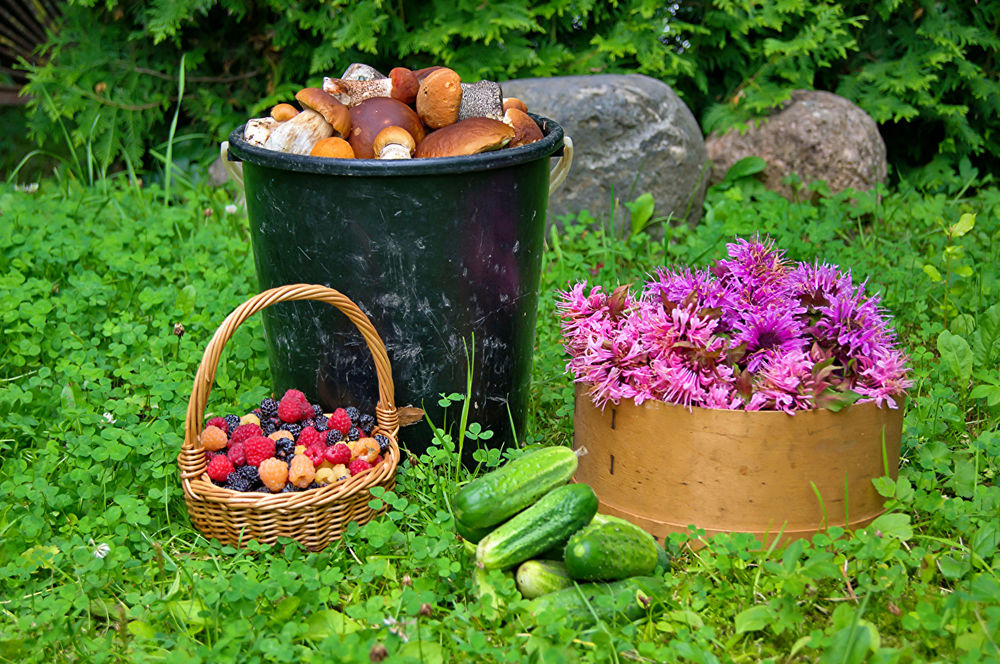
left=416, top=68, right=462, bottom=129
left=348, top=97, right=426, bottom=159
left=412, top=66, right=445, bottom=82
left=502, top=107, right=544, bottom=148
left=341, top=63, right=386, bottom=81
left=310, top=136, right=355, bottom=159
left=502, top=97, right=528, bottom=113
left=295, top=88, right=352, bottom=137
left=414, top=117, right=515, bottom=158
left=373, top=126, right=416, bottom=156
left=388, top=67, right=420, bottom=105
left=270, top=103, right=299, bottom=122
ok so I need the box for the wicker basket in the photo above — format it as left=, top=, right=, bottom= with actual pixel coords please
left=178, top=284, right=401, bottom=551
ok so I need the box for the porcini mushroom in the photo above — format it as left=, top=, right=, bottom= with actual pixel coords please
left=502, top=97, right=528, bottom=113
left=270, top=103, right=299, bottom=122
left=414, top=117, right=514, bottom=158
left=412, top=66, right=445, bottom=82
left=264, top=109, right=334, bottom=155
left=341, top=63, right=386, bottom=81
left=416, top=68, right=462, bottom=129
left=457, top=80, right=504, bottom=121
left=502, top=107, right=543, bottom=148
left=310, top=136, right=355, bottom=159
left=244, top=117, right=279, bottom=147
left=349, top=97, right=426, bottom=159
left=295, top=88, right=352, bottom=138
left=373, top=126, right=416, bottom=159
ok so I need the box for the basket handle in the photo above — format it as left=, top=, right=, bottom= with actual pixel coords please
left=180, top=284, right=398, bottom=477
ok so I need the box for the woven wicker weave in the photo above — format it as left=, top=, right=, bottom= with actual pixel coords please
left=178, top=284, right=400, bottom=551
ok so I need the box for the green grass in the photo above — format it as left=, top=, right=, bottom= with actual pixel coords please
left=0, top=170, right=998, bottom=663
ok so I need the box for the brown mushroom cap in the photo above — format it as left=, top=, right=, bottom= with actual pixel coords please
left=502, top=97, right=528, bottom=113
left=502, top=107, right=544, bottom=148
left=388, top=67, right=420, bottom=106
left=373, top=126, right=416, bottom=156
left=295, top=88, right=352, bottom=137
left=412, top=66, right=445, bottom=82
left=416, top=68, right=462, bottom=129
left=349, top=97, right=426, bottom=159
left=414, top=117, right=515, bottom=158
left=310, top=136, right=355, bottom=159
left=270, top=103, right=299, bottom=122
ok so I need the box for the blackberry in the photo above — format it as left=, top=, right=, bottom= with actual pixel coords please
left=274, top=438, right=296, bottom=461
left=234, top=464, right=262, bottom=489
left=260, top=397, right=279, bottom=420
left=313, top=415, right=328, bottom=432
left=347, top=426, right=362, bottom=441
left=300, top=418, right=315, bottom=429
left=374, top=434, right=391, bottom=455
left=226, top=473, right=254, bottom=492
left=326, top=429, right=343, bottom=445
left=281, top=483, right=303, bottom=493
left=280, top=422, right=302, bottom=438
left=358, top=413, right=376, bottom=433
left=223, top=414, right=241, bottom=433
left=260, top=418, right=277, bottom=436
left=306, top=482, right=321, bottom=490
left=312, top=404, right=324, bottom=419
left=345, top=406, right=361, bottom=425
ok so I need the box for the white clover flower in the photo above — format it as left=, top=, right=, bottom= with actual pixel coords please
left=15, top=183, right=39, bottom=193
left=89, top=539, right=111, bottom=558
left=225, top=203, right=239, bottom=215
left=102, top=412, right=116, bottom=424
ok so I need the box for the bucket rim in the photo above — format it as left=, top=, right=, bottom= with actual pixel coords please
left=227, top=113, right=565, bottom=176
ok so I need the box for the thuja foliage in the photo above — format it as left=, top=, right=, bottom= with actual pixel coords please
left=17, top=0, right=1000, bottom=179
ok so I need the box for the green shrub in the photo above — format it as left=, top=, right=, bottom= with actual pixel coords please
left=14, top=0, right=1000, bottom=180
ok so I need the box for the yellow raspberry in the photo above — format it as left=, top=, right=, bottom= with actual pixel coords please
left=330, top=464, right=349, bottom=481
left=269, top=430, right=294, bottom=442
left=294, top=445, right=307, bottom=455
left=288, top=454, right=316, bottom=488
left=353, top=438, right=380, bottom=463
left=314, top=467, right=334, bottom=485
left=200, top=425, right=229, bottom=452
left=240, top=412, right=261, bottom=426
left=258, top=458, right=289, bottom=492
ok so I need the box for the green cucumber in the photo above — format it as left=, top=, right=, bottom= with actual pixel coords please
left=453, top=446, right=578, bottom=530
left=477, top=483, right=598, bottom=570
left=564, top=520, right=658, bottom=581
left=515, top=560, right=574, bottom=599
left=525, top=576, right=667, bottom=628
left=590, top=512, right=670, bottom=573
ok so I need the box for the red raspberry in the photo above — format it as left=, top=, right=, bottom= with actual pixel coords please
left=244, top=436, right=276, bottom=467
left=230, top=423, right=262, bottom=446
left=207, top=416, right=228, bottom=433
left=227, top=441, right=246, bottom=466
left=297, top=426, right=322, bottom=449
left=206, top=454, right=234, bottom=482
left=305, top=445, right=325, bottom=467
left=348, top=458, right=372, bottom=476
left=278, top=389, right=312, bottom=423
left=325, top=442, right=351, bottom=466
left=329, top=408, right=351, bottom=434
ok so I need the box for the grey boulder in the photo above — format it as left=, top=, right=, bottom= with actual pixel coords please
left=705, top=90, right=887, bottom=199
left=501, top=74, right=709, bottom=228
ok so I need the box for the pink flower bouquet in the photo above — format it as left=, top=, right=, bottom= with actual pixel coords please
left=557, top=237, right=912, bottom=414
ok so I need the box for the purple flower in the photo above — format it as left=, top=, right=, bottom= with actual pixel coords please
left=715, top=236, right=794, bottom=310
left=732, top=306, right=807, bottom=372
left=746, top=350, right=818, bottom=414
left=854, top=347, right=914, bottom=409
left=811, top=280, right=894, bottom=360
left=789, top=260, right=853, bottom=311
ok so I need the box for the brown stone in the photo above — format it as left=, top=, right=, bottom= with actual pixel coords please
left=705, top=90, right=887, bottom=200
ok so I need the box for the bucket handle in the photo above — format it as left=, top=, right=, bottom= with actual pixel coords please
left=549, top=136, right=573, bottom=195
left=220, top=141, right=245, bottom=191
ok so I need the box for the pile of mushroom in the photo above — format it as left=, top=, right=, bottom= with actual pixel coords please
left=242, top=64, right=543, bottom=159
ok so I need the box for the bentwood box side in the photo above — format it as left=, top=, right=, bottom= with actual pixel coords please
left=572, top=383, right=904, bottom=545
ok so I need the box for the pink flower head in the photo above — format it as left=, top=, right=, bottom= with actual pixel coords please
left=854, top=346, right=914, bottom=409
left=732, top=306, right=807, bottom=372
left=812, top=279, right=894, bottom=360
left=714, top=236, right=794, bottom=310
left=747, top=350, right=817, bottom=414
left=790, top=260, right=853, bottom=311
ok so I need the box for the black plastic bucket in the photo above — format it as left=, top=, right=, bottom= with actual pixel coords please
left=225, top=116, right=569, bottom=464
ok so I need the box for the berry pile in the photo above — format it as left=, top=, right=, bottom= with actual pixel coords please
left=200, top=389, right=392, bottom=493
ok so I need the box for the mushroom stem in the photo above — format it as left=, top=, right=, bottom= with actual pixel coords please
left=458, top=81, right=504, bottom=121
left=341, top=63, right=386, bottom=81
